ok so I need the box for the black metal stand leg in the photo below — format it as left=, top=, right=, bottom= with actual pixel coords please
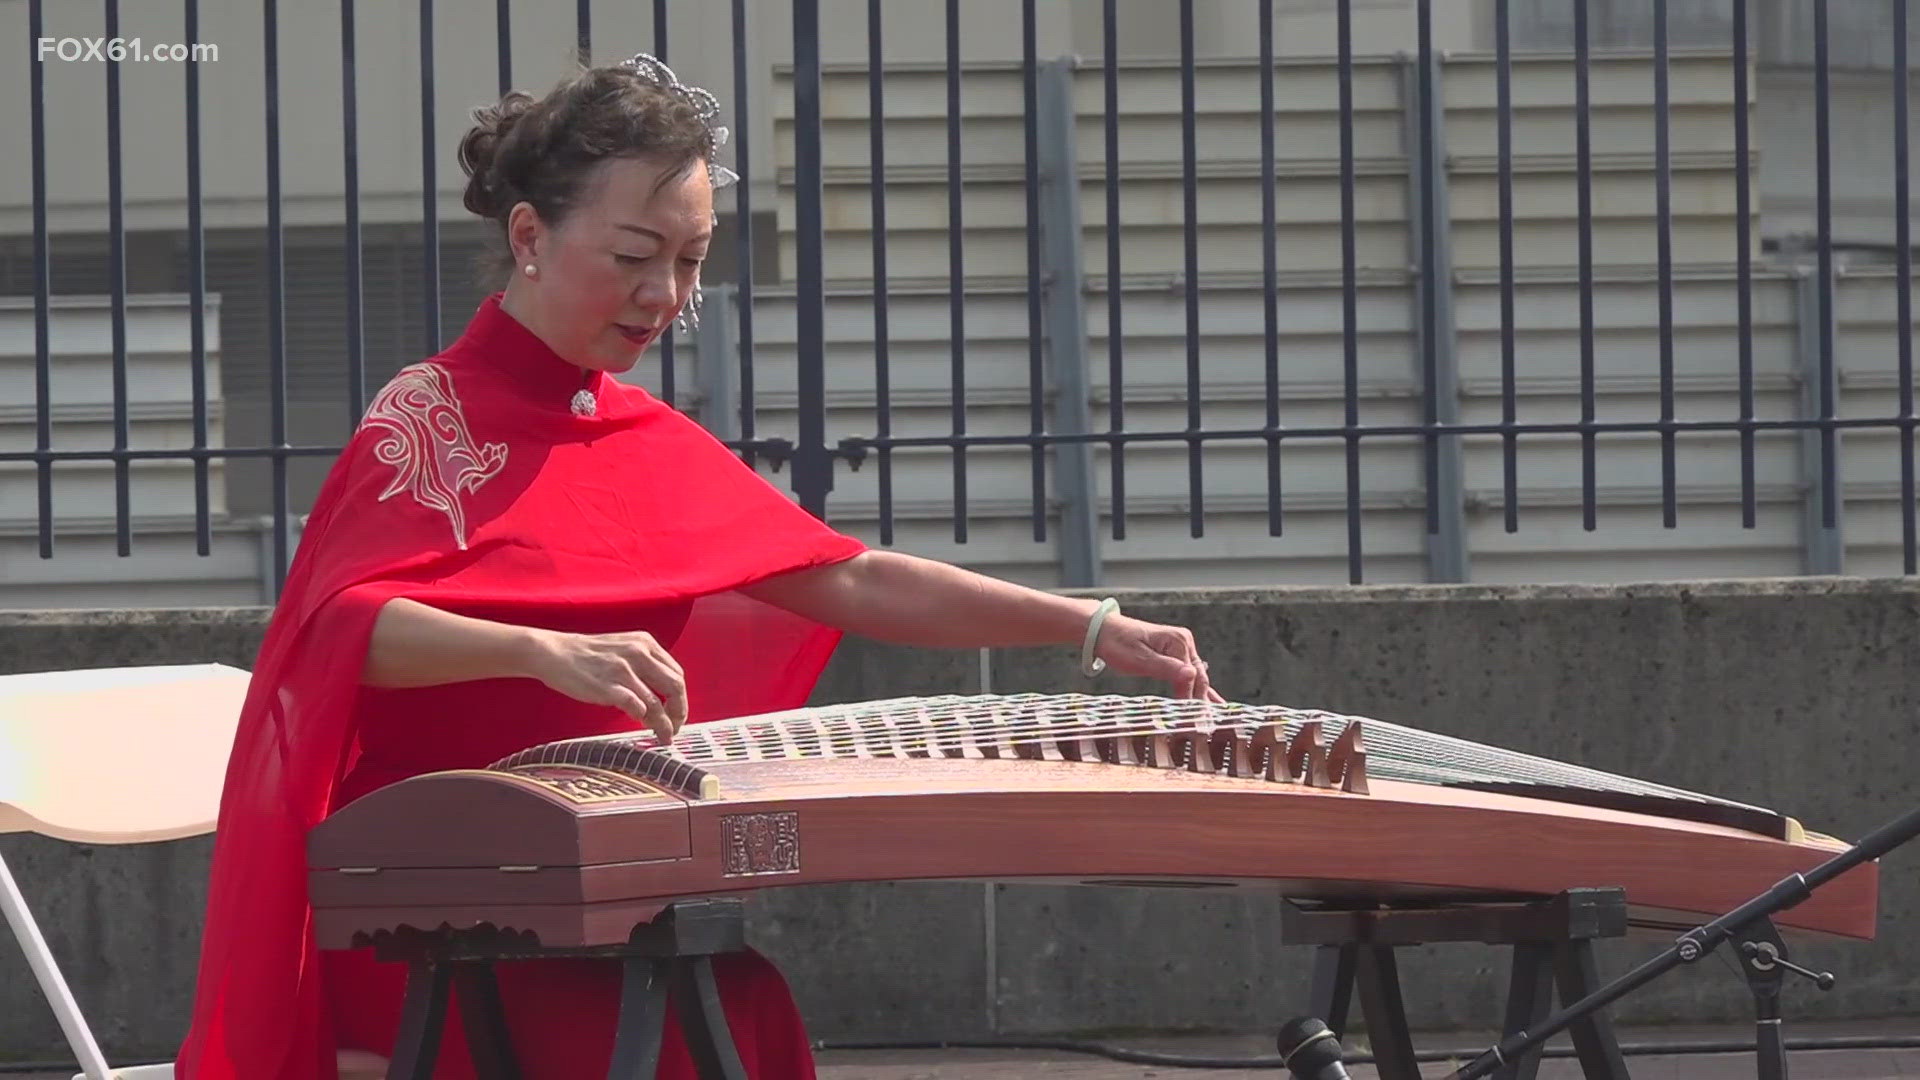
left=1354, top=946, right=1422, bottom=1080
left=454, top=962, right=523, bottom=1080
left=388, top=959, right=453, bottom=1080
left=608, top=956, right=674, bottom=1080
left=1552, top=940, right=1631, bottom=1080
left=674, top=956, right=751, bottom=1080
left=1734, top=919, right=1794, bottom=1080
left=1495, top=943, right=1556, bottom=1080
left=1307, top=944, right=1356, bottom=1039
left=1756, top=1010, right=1788, bottom=1080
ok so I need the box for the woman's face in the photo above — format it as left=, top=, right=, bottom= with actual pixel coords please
left=506, top=155, right=713, bottom=374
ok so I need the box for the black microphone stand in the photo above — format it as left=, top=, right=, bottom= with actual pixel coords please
left=1441, top=804, right=1920, bottom=1080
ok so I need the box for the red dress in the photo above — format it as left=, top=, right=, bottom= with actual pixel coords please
left=175, top=294, right=866, bottom=1079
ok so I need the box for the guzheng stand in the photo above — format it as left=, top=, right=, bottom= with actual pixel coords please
left=373, top=897, right=751, bottom=1080
left=1283, top=888, right=1632, bottom=1080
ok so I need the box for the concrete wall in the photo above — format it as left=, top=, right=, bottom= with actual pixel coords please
left=2, top=579, right=1916, bottom=1061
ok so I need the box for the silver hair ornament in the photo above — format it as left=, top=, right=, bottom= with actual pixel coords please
left=618, top=53, right=741, bottom=191
left=618, top=53, right=724, bottom=338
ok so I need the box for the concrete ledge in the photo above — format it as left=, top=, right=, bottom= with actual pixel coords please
left=3, top=578, right=1917, bottom=1059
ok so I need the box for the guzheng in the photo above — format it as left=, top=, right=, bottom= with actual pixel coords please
left=306, top=693, right=1879, bottom=949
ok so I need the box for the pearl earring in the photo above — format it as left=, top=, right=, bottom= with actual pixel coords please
left=523, top=264, right=537, bottom=278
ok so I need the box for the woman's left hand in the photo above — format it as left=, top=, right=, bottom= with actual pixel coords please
left=1092, top=613, right=1225, bottom=702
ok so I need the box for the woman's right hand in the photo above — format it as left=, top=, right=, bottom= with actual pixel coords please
left=523, top=628, right=690, bottom=744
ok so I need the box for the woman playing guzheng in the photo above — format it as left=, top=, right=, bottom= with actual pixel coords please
left=174, top=52, right=1218, bottom=1080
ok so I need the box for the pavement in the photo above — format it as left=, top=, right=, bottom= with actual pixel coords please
left=5, top=1021, right=1915, bottom=1078
left=812, top=1021, right=1920, bottom=1079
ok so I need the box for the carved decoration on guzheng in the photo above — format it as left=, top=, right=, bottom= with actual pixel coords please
left=720, top=812, right=801, bottom=877
left=504, top=764, right=655, bottom=803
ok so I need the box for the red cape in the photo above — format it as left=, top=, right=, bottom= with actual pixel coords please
left=176, top=294, right=865, bottom=1078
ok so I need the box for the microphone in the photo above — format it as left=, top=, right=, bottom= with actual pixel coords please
left=1277, top=1016, right=1350, bottom=1080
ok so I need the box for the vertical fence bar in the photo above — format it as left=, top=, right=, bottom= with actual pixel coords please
left=733, top=0, right=758, bottom=466
left=790, top=0, right=831, bottom=518
left=1178, top=0, right=1204, bottom=538
left=268, top=0, right=290, bottom=592
left=1574, top=0, right=1596, bottom=531
left=1496, top=0, right=1517, bottom=534
left=419, top=0, right=440, bottom=355
left=577, top=0, right=590, bottom=58
left=1896, top=0, right=1915, bottom=575
left=496, top=0, right=511, bottom=94
left=107, top=0, right=131, bottom=557
left=1654, top=0, right=1676, bottom=528
left=1022, top=0, right=1046, bottom=543
left=342, top=0, right=366, bottom=422
left=1039, top=59, right=1101, bottom=587
left=1339, top=0, right=1362, bottom=583
left=1405, top=25, right=1436, bottom=557
left=1813, top=0, right=1837, bottom=536
left=1406, top=12, right=1468, bottom=583
left=30, top=0, right=53, bottom=559
left=188, top=0, right=211, bottom=555
left=1734, top=0, right=1755, bottom=528
left=255, top=527, right=276, bottom=604
left=654, top=0, right=678, bottom=407
left=1103, top=0, right=1126, bottom=542
left=695, top=285, right=739, bottom=440
left=865, top=0, right=892, bottom=543
left=1260, top=0, right=1283, bottom=537
left=946, top=0, right=968, bottom=541
left=1797, top=269, right=1842, bottom=573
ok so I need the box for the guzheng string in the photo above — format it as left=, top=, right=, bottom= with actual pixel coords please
left=499, top=693, right=1777, bottom=825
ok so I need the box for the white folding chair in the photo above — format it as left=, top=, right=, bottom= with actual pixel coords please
left=0, top=663, right=250, bottom=1080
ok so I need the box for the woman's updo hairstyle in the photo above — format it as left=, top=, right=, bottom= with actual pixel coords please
left=458, top=53, right=724, bottom=284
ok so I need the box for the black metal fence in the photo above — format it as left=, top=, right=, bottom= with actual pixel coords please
left=10, top=0, right=1919, bottom=599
